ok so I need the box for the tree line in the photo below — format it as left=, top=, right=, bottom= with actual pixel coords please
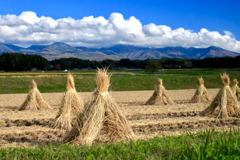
left=0, top=52, right=240, bottom=72
left=50, top=56, right=240, bottom=71
left=0, top=52, right=49, bottom=71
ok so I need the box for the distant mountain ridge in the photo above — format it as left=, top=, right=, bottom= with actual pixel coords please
left=0, top=42, right=239, bottom=60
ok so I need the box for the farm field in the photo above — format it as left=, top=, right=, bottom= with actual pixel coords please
left=1, top=88, right=240, bottom=148
left=0, top=68, right=240, bottom=94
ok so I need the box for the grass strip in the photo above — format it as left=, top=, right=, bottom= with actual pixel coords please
left=0, top=73, right=240, bottom=94
left=1, top=129, right=240, bottom=159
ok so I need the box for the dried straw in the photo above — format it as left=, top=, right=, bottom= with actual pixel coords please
left=221, top=73, right=230, bottom=86
left=199, top=77, right=204, bottom=85
left=32, top=80, right=37, bottom=89
left=66, top=72, right=75, bottom=91
left=233, top=79, right=239, bottom=85
left=200, top=73, right=240, bottom=118
left=231, top=79, right=240, bottom=101
left=63, top=68, right=135, bottom=145
left=52, top=73, right=84, bottom=130
left=19, top=80, right=51, bottom=111
left=190, top=77, right=212, bottom=103
left=145, top=78, right=174, bottom=105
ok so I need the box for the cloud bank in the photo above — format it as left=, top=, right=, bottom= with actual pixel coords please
left=0, top=11, right=239, bottom=53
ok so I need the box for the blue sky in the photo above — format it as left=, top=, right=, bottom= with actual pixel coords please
left=0, top=0, right=240, bottom=52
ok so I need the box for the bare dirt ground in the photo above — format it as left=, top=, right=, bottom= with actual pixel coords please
left=0, top=88, right=240, bottom=148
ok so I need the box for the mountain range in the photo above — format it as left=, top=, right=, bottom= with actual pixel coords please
left=0, top=42, right=239, bottom=60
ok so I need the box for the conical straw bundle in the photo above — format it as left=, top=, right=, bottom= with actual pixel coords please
left=52, top=73, right=84, bottom=130
left=190, top=77, right=212, bottom=103
left=19, top=80, right=51, bottom=110
left=63, top=68, right=135, bottom=145
left=200, top=73, right=240, bottom=118
left=145, top=78, right=174, bottom=105
left=231, top=79, right=240, bottom=101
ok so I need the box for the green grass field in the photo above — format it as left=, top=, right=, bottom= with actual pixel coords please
left=1, top=129, right=240, bottom=159
left=0, top=68, right=239, bottom=94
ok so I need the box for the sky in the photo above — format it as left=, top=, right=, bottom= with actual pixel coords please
left=0, top=0, right=240, bottom=53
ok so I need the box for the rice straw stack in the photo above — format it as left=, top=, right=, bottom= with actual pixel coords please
left=19, top=80, right=51, bottom=110
left=200, top=73, right=240, bottom=118
left=146, top=78, right=174, bottom=105
left=51, top=73, right=84, bottom=130
left=63, top=68, right=135, bottom=145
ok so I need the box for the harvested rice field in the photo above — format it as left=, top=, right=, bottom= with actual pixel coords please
left=0, top=88, right=240, bottom=148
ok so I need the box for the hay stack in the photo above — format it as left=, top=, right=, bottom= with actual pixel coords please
left=51, top=73, right=84, bottom=130
left=231, top=79, right=240, bottom=101
left=200, top=73, right=240, bottom=118
left=19, top=80, right=51, bottom=111
left=63, top=68, right=135, bottom=145
left=190, top=77, right=212, bottom=103
left=145, top=79, right=174, bottom=105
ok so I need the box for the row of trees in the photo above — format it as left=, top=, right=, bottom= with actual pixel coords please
left=0, top=52, right=240, bottom=71
left=50, top=56, right=240, bottom=71
left=0, top=53, right=50, bottom=71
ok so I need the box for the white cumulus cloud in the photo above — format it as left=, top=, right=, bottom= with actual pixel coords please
left=0, top=11, right=239, bottom=53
